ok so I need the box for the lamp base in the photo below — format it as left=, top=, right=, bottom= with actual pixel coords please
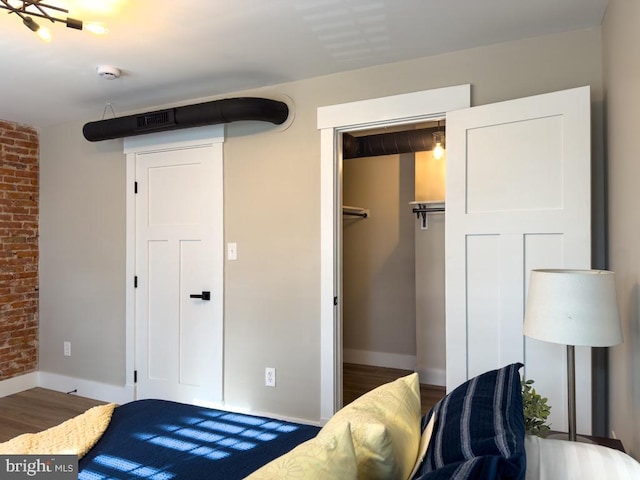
left=546, top=432, right=596, bottom=444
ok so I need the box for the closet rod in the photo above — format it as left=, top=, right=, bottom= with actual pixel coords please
left=411, top=206, right=445, bottom=214
left=342, top=206, right=369, bottom=218
left=343, top=210, right=368, bottom=218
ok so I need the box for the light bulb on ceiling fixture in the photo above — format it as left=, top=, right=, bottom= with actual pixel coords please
left=84, top=22, right=108, bottom=35
left=36, top=26, right=52, bottom=42
left=432, top=131, right=445, bottom=160
left=22, top=16, right=51, bottom=42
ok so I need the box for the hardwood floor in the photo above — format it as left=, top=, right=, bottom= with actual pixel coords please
left=0, top=369, right=444, bottom=443
left=343, top=363, right=445, bottom=415
left=0, top=387, right=107, bottom=442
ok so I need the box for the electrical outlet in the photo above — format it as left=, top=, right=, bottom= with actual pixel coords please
left=265, top=367, right=276, bottom=387
left=64, top=341, right=71, bottom=357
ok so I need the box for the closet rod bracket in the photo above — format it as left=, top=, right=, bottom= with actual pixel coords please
left=410, top=201, right=445, bottom=230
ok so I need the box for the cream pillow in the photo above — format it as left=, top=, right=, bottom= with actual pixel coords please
left=244, top=422, right=357, bottom=480
left=319, top=373, right=422, bottom=480
left=408, top=413, right=435, bottom=479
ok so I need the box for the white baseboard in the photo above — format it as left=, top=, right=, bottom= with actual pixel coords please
left=416, top=367, right=446, bottom=387
left=0, top=372, right=38, bottom=398
left=37, top=371, right=135, bottom=405
left=343, top=349, right=417, bottom=371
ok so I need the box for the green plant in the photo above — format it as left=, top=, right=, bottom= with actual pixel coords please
left=521, top=379, right=551, bottom=437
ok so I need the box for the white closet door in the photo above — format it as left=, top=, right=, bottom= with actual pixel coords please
left=127, top=127, right=224, bottom=406
left=445, top=86, right=592, bottom=433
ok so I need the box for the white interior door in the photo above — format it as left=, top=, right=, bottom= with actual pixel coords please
left=126, top=127, right=224, bottom=405
left=446, top=86, right=592, bottom=434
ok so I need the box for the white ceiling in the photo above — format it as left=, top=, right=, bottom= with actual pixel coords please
left=0, top=0, right=607, bottom=128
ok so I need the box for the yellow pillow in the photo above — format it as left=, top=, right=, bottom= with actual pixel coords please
left=244, top=422, right=357, bottom=480
left=319, top=373, right=421, bottom=480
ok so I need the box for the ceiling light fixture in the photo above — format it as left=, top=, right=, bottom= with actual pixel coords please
left=0, top=1, right=106, bottom=40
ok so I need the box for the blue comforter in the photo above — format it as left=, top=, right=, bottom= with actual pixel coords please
left=79, top=399, right=320, bottom=480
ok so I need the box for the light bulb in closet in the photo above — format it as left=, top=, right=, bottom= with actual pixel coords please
left=432, top=131, right=445, bottom=160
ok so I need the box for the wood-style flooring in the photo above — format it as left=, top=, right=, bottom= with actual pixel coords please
left=0, top=387, right=107, bottom=442
left=0, top=367, right=445, bottom=443
left=343, top=363, right=445, bottom=415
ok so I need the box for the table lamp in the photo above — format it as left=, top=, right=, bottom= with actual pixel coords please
left=523, top=269, right=622, bottom=441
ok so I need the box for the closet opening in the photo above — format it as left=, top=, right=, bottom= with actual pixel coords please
left=340, top=120, right=447, bottom=415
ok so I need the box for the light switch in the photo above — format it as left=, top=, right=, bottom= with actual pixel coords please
left=227, top=242, right=237, bottom=260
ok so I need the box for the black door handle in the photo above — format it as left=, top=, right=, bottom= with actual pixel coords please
left=190, top=291, right=211, bottom=301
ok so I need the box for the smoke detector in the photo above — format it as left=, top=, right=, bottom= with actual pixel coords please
left=97, top=65, right=121, bottom=80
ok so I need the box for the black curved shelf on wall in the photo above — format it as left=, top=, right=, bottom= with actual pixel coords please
left=82, top=97, right=290, bottom=142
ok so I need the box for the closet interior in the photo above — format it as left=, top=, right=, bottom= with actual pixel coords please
left=341, top=120, right=447, bottom=412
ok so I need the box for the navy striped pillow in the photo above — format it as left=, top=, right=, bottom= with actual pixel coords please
left=413, top=363, right=526, bottom=480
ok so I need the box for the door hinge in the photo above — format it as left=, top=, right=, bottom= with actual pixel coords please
left=333, top=296, right=338, bottom=306
left=134, top=276, right=138, bottom=288
left=134, top=370, right=137, bottom=383
left=134, top=181, right=138, bottom=194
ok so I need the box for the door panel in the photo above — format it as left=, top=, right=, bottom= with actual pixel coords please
left=467, top=117, right=564, bottom=212
left=446, top=86, right=591, bottom=434
left=147, top=239, right=175, bottom=382
left=135, top=140, right=224, bottom=404
left=179, top=239, right=211, bottom=387
left=466, top=235, right=501, bottom=376
left=522, top=233, right=567, bottom=432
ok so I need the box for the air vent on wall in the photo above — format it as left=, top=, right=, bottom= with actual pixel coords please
left=83, top=97, right=289, bottom=142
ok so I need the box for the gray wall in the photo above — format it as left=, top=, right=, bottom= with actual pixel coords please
left=603, top=0, right=640, bottom=459
left=39, top=27, right=604, bottom=423
left=39, top=131, right=126, bottom=383
left=342, top=153, right=416, bottom=362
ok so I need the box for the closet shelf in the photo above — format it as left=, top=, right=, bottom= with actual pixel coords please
left=343, top=205, right=370, bottom=219
left=410, top=201, right=445, bottom=230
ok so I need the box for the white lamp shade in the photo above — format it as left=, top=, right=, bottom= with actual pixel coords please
left=524, top=269, right=622, bottom=347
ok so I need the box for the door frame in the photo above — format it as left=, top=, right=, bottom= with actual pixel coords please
left=124, top=125, right=225, bottom=401
left=317, top=85, right=471, bottom=422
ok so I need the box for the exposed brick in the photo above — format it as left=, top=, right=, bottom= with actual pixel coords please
left=0, top=119, right=38, bottom=381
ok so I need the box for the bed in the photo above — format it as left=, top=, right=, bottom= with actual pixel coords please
left=2, top=363, right=639, bottom=480
left=78, top=399, right=320, bottom=479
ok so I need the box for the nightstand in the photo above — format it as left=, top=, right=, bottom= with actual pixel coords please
left=548, top=431, right=625, bottom=453
left=584, top=434, right=625, bottom=453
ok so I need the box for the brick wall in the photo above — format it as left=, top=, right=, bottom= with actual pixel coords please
left=0, top=120, right=39, bottom=380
